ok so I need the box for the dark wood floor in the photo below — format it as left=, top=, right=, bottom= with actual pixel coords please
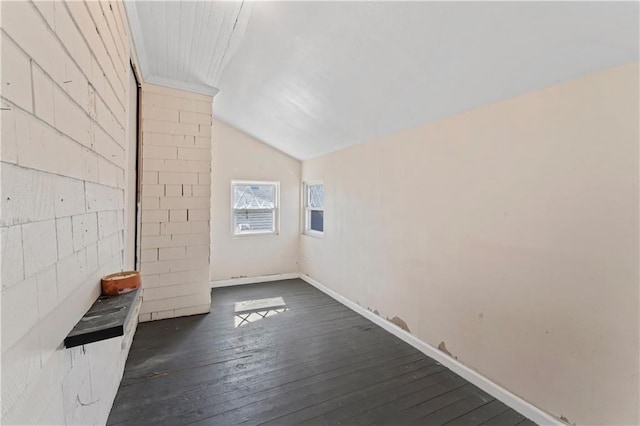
left=107, top=279, right=536, bottom=426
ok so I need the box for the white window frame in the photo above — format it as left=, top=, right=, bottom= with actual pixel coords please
left=304, top=180, right=324, bottom=238
left=231, top=180, right=279, bottom=237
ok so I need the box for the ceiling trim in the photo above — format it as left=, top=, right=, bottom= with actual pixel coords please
left=145, top=75, right=219, bottom=97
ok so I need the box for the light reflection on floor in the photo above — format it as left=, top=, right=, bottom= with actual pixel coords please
left=235, top=307, right=289, bottom=327
left=234, top=297, right=288, bottom=328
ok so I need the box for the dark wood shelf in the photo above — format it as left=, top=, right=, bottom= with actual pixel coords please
left=65, top=288, right=141, bottom=348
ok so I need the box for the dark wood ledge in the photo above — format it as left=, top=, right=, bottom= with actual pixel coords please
left=65, top=288, right=141, bottom=348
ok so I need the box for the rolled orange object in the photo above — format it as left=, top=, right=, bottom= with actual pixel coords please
left=101, top=271, right=141, bottom=296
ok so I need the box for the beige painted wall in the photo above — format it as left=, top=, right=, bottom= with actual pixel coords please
left=211, top=120, right=301, bottom=282
left=300, top=62, right=639, bottom=425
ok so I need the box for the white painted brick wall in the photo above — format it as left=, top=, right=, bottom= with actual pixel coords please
left=140, top=223, right=160, bottom=237
left=0, top=32, right=33, bottom=112
left=55, top=177, right=86, bottom=218
left=72, top=213, right=99, bottom=252
left=56, top=217, right=74, bottom=259
left=1, top=275, right=39, bottom=351
left=2, top=164, right=57, bottom=226
left=1, top=1, right=137, bottom=424
left=31, top=64, right=55, bottom=126
left=22, top=219, right=58, bottom=278
left=141, top=209, right=168, bottom=224
left=1, top=225, right=24, bottom=288
left=36, top=266, right=58, bottom=320
left=139, top=83, right=212, bottom=321
left=187, top=208, right=210, bottom=221
left=98, top=210, right=120, bottom=239
left=170, top=209, right=187, bottom=222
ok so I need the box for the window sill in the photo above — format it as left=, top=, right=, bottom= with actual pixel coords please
left=303, top=231, right=324, bottom=239
left=232, top=231, right=279, bottom=239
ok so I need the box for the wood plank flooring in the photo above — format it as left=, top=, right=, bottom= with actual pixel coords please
left=107, top=279, right=536, bottom=426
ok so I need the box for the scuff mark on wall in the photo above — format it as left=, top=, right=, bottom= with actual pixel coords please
left=560, top=415, right=575, bottom=425
left=438, top=341, right=458, bottom=360
left=438, top=341, right=452, bottom=356
left=387, top=316, right=410, bottom=332
left=366, top=307, right=381, bottom=316
left=77, top=395, right=101, bottom=407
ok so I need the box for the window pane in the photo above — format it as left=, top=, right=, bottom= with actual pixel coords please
left=234, top=185, right=275, bottom=209
left=310, top=210, right=323, bottom=232
left=234, top=210, right=274, bottom=233
left=308, top=184, right=324, bottom=208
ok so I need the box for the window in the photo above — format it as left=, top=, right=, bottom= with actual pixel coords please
left=304, top=182, right=324, bottom=236
left=232, top=181, right=279, bottom=236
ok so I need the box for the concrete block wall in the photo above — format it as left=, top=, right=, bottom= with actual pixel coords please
left=1, top=1, right=136, bottom=424
left=138, top=83, right=212, bottom=321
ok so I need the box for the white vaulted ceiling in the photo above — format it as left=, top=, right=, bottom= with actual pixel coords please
left=125, top=1, right=252, bottom=95
left=126, top=1, right=639, bottom=160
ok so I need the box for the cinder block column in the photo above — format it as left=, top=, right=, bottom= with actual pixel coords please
left=138, top=83, right=212, bottom=321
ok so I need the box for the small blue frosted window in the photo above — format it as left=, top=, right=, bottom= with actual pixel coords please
left=305, top=183, right=324, bottom=235
left=310, top=210, right=324, bottom=232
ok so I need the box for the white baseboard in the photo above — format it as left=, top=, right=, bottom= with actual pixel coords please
left=211, top=272, right=300, bottom=288
left=299, top=273, right=561, bottom=426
